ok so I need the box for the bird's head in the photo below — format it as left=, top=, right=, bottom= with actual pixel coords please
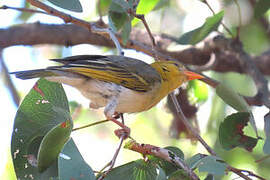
left=151, top=61, right=204, bottom=92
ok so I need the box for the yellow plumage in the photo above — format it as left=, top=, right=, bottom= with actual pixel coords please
left=12, top=55, right=203, bottom=120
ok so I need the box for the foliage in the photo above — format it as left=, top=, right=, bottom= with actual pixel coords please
left=177, top=11, right=224, bottom=45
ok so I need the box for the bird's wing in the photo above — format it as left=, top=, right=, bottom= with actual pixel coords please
left=49, top=55, right=161, bottom=92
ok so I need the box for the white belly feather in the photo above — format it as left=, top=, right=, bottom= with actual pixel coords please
left=45, top=76, right=159, bottom=114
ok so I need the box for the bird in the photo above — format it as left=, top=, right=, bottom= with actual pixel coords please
left=11, top=55, right=203, bottom=136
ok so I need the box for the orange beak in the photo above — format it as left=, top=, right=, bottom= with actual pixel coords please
left=183, top=71, right=204, bottom=81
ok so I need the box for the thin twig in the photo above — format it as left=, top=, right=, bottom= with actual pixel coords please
left=202, top=0, right=234, bottom=37
left=228, top=166, right=266, bottom=180
left=72, top=119, right=109, bottom=132
left=0, top=5, right=48, bottom=15
left=97, top=136, right=125, bottom=180
left=97, top=115, right=126, bottom=180
left=0, top=49, right=20, bottom=107
left=170, top=93, right=256, bottom=180
left=128, top=11, right=156, bottom=47
left=127, top=10, right=161, bottom=61
left=170, top=93, right=217, bottom=155
left=125, top=140, right=199, bottom=180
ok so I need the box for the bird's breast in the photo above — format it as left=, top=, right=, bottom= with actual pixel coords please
left=46, top=76, right=162, bottom=113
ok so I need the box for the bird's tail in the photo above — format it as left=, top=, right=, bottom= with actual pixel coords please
left=10, top=69, right=57, bottom=80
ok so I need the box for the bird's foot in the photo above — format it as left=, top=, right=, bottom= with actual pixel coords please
left=114, top=126, right=130, bottom=139
left=109, top=117, right=130, bottom=139
left=112, top=112, right=121, bottom=119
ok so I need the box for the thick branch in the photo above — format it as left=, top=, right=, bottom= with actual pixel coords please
left=212, top=36, right=270, bottom=108
left=125, top=140, right=199, bottom=180
left=1, top=23, right=270, bottom=75
left=0, top=23, right=113, bottom=48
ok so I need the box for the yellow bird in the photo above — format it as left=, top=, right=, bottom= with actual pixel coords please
left=12, top=55, right=203, bottom=134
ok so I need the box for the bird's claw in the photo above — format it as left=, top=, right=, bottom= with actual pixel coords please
left=114, top=127, right=130, bottom=139
left=112, top=112, right=120, bottom=119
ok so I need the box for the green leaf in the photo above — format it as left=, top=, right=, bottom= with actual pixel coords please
left=109, top=1, right=126, bottom=13
left=132, top=0, right=160, bottom=25
left=177, top=11, right=224, bottom=45
left=47, top=0, right=83, bottom=12
left=69, top=100, right=81, bottom=114
left=168, top=170, right=191, bottom=180
left=263, top=113, right=270, bottom=154
left=108, top=2, right=128, bottom=32
left=186, top=154, right=207, bottom=169
left=188, top=80, right=209, bottom=103
left=197, top=156, right=227, bottom=176
left=37, top=117, right=72, bottom=172
left=156, top=167, right=167, bottom=180
left=111, top=0, right=131, bottom=11
left=149, top=146, right=184, bottom=176
left=108, top=11, right=127, bottom=32
left=108, top=1, right=133, bottom=42
left=216, top=83, right=258, bottom=137
left=98, top=0, right=112, bottom=16
left=162, top=146, right=184, bottom=160
left=104, top=160, right=157, bottom=180
left=122, top=17, right=132, bottom=45
left=204, top=174, right=215, bottom=180
left=254, top=0, right=270, bottom=18
left=58, top=139, right=95, bottom=180
left=219, top=112, right=258, bottom=151
left=11, top=78, right=70, bottom=179
left=216, top=83, right=249, bottom=112
left=187, top=155, right=226, bottom=176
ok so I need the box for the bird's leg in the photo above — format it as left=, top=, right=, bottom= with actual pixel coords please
left=98, top=112, right=128, bottom=179
left=104, top=99, right=130, bottom=139
left=106, top=114, right=130, bottom=139
left=113, top=113, right=130, bottom=139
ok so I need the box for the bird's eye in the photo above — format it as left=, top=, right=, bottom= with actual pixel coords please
left=173, top=62, right=180, bottom=67
left=162, top=66, right=169, bottom=72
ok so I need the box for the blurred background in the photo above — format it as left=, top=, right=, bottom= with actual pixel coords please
left=1, top=0, right=270, bottom=179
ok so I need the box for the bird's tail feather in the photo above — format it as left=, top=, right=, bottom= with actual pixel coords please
left=10, top=69, right=57, bottom=80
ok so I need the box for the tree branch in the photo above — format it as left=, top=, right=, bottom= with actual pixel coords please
left=125, top=140, right=199, bottom=180
left=1, top=23, right=270, bottom=74
left=212, top=35, right=270, bottom=108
